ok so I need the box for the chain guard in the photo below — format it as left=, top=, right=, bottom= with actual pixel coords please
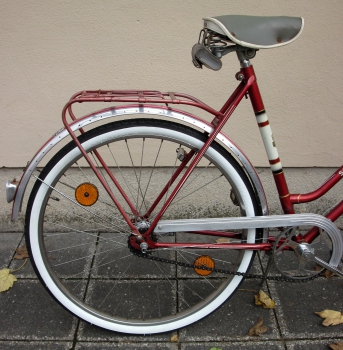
left=154, top=213, right=343, bottom=276
left=130, top=213, right=343, bottom=282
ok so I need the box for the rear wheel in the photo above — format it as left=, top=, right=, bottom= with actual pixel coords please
left=25, top=118, right=259, bottom=334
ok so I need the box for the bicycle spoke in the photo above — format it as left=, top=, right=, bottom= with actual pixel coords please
left=136, top=138, right=145, bottom=212
left=33, top=175, right=118, bottom=226
left=107, top=144, right=136, bottom=204
left=45, top=203, right=129, bottom=233
left=171, top=173, right=224, bottom=210
left=125, top=139, right=148, bottom=216
left=179, top=160, right=213, bottom=193
left=161, top=144, right=182, bottom=209
left=54, top=163, right=114, bottom=216
left=97, top=260, right=133, bottom=308
left=153, top=260, right=191, bottom=309
left=138, top=139, right=163, bottom=214
left=69, top=250, right=133, bottom=281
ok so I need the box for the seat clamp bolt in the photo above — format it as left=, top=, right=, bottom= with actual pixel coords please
left=236, top=73, right=244, bottom=81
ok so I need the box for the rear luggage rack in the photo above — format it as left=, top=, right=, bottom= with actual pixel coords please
left=65, top=89, right=223, bottom=120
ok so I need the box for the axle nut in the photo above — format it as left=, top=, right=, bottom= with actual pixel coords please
left=140, top=242, right=148, bottom=254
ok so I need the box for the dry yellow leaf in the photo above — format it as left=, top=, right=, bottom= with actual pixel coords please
left=254, top=290, right=275, bottom=309
left=316, top=310, right=341, bottom=318
left=315, top=310, right=343, bottom=327
left=248, top=316, right=268, bottom=336
left=323, top=316, right=343, bottom=327
left=0, top=268, right=17, bottom=292
left=329, top=342, right=343, bottom=350
left=170, top=334, right=179, bottom=342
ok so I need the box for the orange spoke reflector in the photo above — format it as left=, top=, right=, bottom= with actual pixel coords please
left=194, top=255, right=215, bottom=276
left=75, top=183, right=99, bottom=206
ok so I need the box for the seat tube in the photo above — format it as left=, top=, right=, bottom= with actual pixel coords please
left=241, top=62, right=295, bottom=214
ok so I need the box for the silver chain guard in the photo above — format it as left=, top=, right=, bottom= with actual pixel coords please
left=155, top=213, right=343, bottom=276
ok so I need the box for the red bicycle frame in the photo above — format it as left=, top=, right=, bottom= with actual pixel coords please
left=61, top=63, right=343, bottom=252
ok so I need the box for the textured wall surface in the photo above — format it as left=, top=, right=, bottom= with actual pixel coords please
left=1, top=0, right=342, bottom=167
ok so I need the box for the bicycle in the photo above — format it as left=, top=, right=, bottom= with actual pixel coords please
left=6, top=14, right=343, bottom=334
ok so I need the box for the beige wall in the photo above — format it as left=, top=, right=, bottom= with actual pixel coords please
left=1, top=0, right=342, bottom=168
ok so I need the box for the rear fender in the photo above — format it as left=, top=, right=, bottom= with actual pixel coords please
left=11, top=105, right=268, bottom=221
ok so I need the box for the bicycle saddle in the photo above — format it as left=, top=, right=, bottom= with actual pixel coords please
left=203, top=15, right=304, bottom=49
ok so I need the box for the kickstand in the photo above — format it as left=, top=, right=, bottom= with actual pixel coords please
left=260, top=253, right=274, bottom=287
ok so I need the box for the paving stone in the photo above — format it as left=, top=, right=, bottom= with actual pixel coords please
left=0, top=232, right=22, bottom=267
left=78, top=320, right=174, bottom=342
left=8, top=234, right=37, bottom=278
left=85, top=279, right=176, bottom=319
left=79, top=256, right=267, bottom=342
left=268, top=277, right=343, bottom=339
left=93, top=232, right=176, bottom=278
left=9, top=228, right=99, bottom=280
left=181, top=341, right=286, bottom=349
left=178, top=279, right=280, bottom=342
left=9, top=255, right=37, bottom=279
left=286, top=339, right=343, bottom=349
left=76, top=342, right=179, bottom=349
left=0, top=341, right=72, bottom=350
left=0, top=279, right=78, bottom=340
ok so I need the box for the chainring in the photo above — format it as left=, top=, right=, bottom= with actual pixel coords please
left=273, top=227, right=334, bottom=280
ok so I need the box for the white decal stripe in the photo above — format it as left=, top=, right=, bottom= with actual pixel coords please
left=257, top=112, right=282, bottom=171
left=256, top=113, right=268, bottom=124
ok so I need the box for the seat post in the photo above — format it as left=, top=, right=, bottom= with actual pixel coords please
left=236, top=50, right=251, bottom=68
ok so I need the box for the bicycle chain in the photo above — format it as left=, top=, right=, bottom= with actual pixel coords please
left=128, top=243, right=321, bottom=283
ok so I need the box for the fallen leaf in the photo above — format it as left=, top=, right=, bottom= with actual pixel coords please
left=0, top=268, right=17, bottom=292
left=216, top=238, right=231, bottom=243
left=254, top=290, right=275, bottom=309
left=170, top=334, right=179, bottom=342
left=315, top=265, right=337, bottom=279
left=324, top=270, right=335, bottom=279
left=248, top=316, right=268, bottom=336
left=329, top=342, right=343, bottom=350
left=14, top=244, right=29, bottom=260
left=315, top=309, right=343, bottom=326
left=314, top=264, right=323, bottom=271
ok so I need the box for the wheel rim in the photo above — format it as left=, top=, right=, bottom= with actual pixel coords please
left=28, top=120, right=257, bottom=333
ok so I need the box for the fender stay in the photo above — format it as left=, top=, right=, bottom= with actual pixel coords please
left=11, top=105, right=268, bottom=222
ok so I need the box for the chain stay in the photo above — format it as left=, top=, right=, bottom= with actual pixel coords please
left=129, top=243, right=320, bottom=283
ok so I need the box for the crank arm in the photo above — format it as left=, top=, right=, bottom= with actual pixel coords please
left=155, top=213, right=343, bottom=271
left=283, top=239, right=343, bottom=277
left=313, top=256, right=343, bottom=277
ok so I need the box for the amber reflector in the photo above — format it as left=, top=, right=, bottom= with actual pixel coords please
left=194, top=255, right=215, bottom=276
left=75, top=183, right=99, bottom=206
